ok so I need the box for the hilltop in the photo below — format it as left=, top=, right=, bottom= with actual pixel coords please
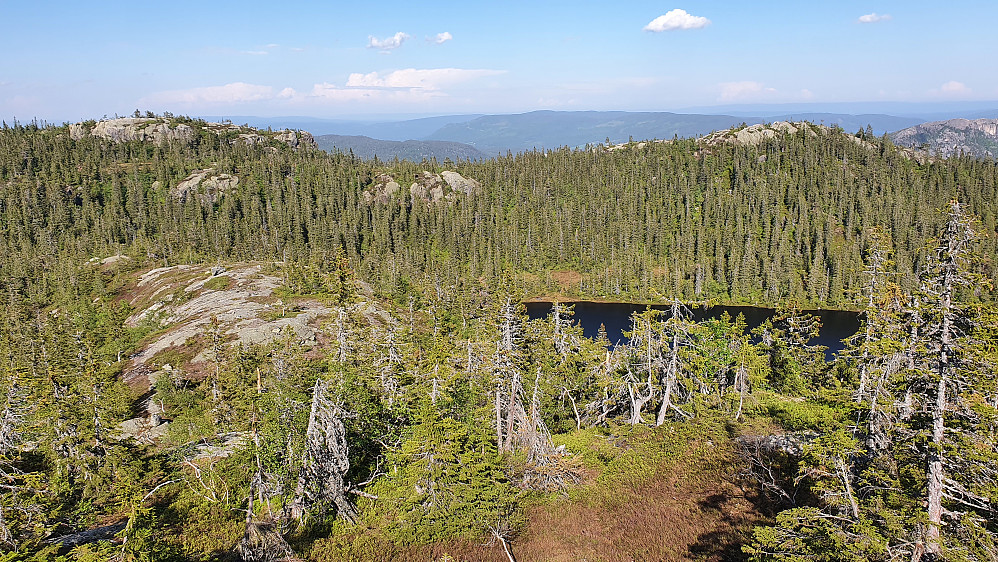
left=890, top=118, right=998, bottom=159
left=69, top=115, right=317, bottom=149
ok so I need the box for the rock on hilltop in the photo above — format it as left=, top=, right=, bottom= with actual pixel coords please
left=701, top=121, right=819, bottom=146
left=69, top=117, right=317, bottom=150
left=890, top=118, right=998, bottom=159
left=70, top=118, right=194, bottom=143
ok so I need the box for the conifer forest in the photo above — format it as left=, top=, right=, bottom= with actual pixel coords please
left=0, top=116, right=997, bottom=561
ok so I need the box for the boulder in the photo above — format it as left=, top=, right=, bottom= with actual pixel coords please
left=441, top=170, right=481, bottom=195
left=76, top=118, right=195, bottom=144
left=172, top=169, right=238, bottom=204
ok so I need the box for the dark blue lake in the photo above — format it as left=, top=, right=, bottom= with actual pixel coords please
left=524, top=301, right=861, bottom=358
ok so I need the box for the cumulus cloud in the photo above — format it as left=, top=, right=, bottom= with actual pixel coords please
left=141, top=82, right=292, bottom=105
left=718, top=81, right=777, bottom=102
left=644, top=9, right=711, bottom=32
left=308, top=83, right=393, bottom=102
left=368, top=32, right=410, bottom=51
left=431, top=32, right=453, bottom=44
left=857, top=13, right=891, bottom=23
left=345, top=68, right=504, bottom=90
left=940, top=80, right=970, bottom=94
left=306, top=68, right=504, bottom=105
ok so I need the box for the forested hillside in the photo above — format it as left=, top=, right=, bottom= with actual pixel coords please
left=0, top=117, right=996, bottom=561
left=2, top=118, right=996, bottom=309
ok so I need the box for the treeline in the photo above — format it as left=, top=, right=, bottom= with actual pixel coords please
left=2, top=118, right=997, bottom=310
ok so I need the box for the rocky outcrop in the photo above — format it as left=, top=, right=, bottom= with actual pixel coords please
left=890, top=118, right=998, bottom=159
left=171, top=168, right=239, bottom=204
left=363, top=173, right=402, bottom=204
left=123, top=264, right=331, bottom=390
left=70, top=117, right=317, bottom=150
left=364, top=170, right=481, bottom=204
left=702, top=121, right=817, bottom=147
left=70, top=118, right=194, bottom=143
left=274, top=129, right=317, bottom=149
left=441, top=170, right=481, bottom=195
left=235, top=129, right=317, bottom=150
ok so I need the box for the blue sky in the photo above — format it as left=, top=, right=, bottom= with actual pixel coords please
left=2, top=1, right=996, bottom=121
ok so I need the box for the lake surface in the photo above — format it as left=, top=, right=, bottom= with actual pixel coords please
left=524, top=301, right=861, bottom=357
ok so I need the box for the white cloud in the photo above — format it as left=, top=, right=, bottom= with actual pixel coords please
left=718, top=81, right=777, bottom=102
left=345, top=68, right=504, bottom=90
left=800, top=88, right=815, bottom=99
left=644, top=9, right=710, bottom=32
left=137, top=68, right=505, bottom=111
left=306, top=68, right=504, bottom=105
left=940, top=80, right=970, bottom=94
left=858, top=13, right=891, bottom=23
left=141, top=82, right=288, bottom=105
left=431, top=32, right=453, bottom=44
left=308, top=83, right=393, bottom=102
left=367, top=32, right=410, bottom=51
left=241, top=50, right=268, bottom=56
left=927, top=80, right=973, bottom=99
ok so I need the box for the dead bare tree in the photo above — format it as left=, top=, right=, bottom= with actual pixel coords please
left=492, top=299, right=577, bottom=490
left=911, top=200, right=983, bottom=559
left=284, top=378, right=357, bottom=525
left=656, top=300, right=696, bottom=425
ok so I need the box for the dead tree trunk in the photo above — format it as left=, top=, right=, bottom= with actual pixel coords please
left=285, top=379, right=357, bottom=525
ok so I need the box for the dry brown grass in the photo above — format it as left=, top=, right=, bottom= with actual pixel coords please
left=512, top=466, right=760, bottom=561
left=371, top=424, right=766, bottom=562
left=505, top=424, right=766, bottom=562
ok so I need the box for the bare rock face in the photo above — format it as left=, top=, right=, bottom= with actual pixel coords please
left=410, top=171, right=447, bottom=202
left=409, top=170, right=482, bottom=203
left=70, top=117, right=317, bottom=151
left=441, top=170, right=481, bottom=195
left=362, top=173, right=402, bottom=204
left=234, top=129, right=316, bottom=150
left=890, top=118, right=998, bottom=159
left=703, top=121, right=818, bottom=147
left=273, top=129, right=317, bottom=149
left=73, top=118, right=195, bottom=144
left=123, top=264, right=331, bottom=390
left=363, top=170, right=481, bottom=205
left=172, top=168, right=239, bottom=204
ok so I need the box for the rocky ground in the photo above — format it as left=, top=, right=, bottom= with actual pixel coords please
left=114, top=262, right=330, bottom=442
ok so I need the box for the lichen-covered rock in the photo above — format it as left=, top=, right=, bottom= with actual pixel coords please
left=274, top=130, right=317, bottom=150
left=172, top=168, right=239, bottom=204
left=71, top=117, right=317, bottom=150
left=74, top=118, right=195, bottom=144
left=702, top=121, right=817, bottom=147
left=409, top=170, right=481, bottom=203
left=363, top=173, right=402, bottom=204
left=441, top=170, right=481, bottom=195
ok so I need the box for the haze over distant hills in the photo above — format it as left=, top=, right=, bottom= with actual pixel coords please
left=203, top=104, right=998, bottom=161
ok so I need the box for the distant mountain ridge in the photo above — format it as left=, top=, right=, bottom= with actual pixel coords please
left=890, top=118, right=998, bottom=159
left=424, top=111, right=759, bottom=155
left=207, top=109, right=998, bottom=161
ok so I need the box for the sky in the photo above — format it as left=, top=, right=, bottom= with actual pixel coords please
left=2, top=0, right=997, bottom=122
